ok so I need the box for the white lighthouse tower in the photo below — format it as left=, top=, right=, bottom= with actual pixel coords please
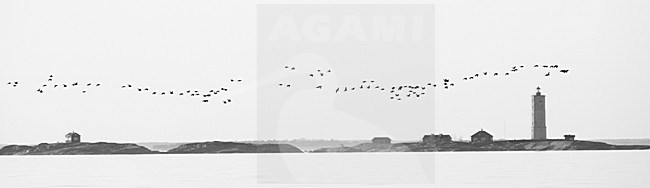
left=532, top=86, right=547, bottom=140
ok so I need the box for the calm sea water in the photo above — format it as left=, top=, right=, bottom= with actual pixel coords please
left=1, top=150, right=648, bottom=187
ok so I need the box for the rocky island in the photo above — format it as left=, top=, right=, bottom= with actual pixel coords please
left=311, top=140, right=650, bottom=153
left=4, top=129, right=648, bottom=155
left=0, top=141, right=304, bottom=155
left=0, top=142, right=154, bottom=155
left=167, top=141, right=303, bottom=153
left=0, top=132, right=305, bottom=155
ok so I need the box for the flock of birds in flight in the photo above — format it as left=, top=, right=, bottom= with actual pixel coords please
left=5, top=63, right=569, bottom=104
left=6, top=75, right=241, bottom=105
left=277, top=63, right=569, bottom=101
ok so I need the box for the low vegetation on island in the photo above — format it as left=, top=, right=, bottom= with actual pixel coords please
left=0, top=142, right=153, bottom=155
left=0, top=141, right=303, bottom=155
left=311, top=140, right=650, bottom=153
left=167, top=141, right=303, bottom=153
left=2, top=138, right=649, bottom=155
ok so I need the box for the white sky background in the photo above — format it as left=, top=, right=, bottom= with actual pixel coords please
left=1, top=0, right=649, bottom=144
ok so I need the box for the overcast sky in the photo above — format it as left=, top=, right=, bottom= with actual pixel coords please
left=1, top=0, right=649, bottom=144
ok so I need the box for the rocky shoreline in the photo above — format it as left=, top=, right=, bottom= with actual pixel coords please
left=2, top=139, right=649, bottom=155
left=167, top=141, right=303, bottom=154
left=0, top=141, right=303, bottom=155
left=0, top=142, right=153, bottom=155
left=311, top=140, right=650, bottom=152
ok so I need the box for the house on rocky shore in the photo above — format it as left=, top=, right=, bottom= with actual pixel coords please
left=564, top=134, right=575, bottom=141
left=65, top=132, right=81, bottom=143
left=423, top=133, right=452, bottom=144
left=471, top=129, right=493, bottom=144
left=372, top=137, right=391, bottom=144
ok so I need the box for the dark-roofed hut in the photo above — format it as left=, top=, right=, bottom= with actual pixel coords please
left=564, top=134, right=575, bottom=141
left=471, top=129, right=493, bottom=144
left=372, top=137, right=391, bottom=144
left=65, top=132, right=81, bottom=143
left=423, top=134, right=452, bottom=144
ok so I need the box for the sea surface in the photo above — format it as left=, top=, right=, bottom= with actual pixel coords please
left=1, top=150, right=648, bottom=187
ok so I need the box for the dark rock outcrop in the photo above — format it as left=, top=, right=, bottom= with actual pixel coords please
left=0, top=142, right=153, bottom=155
left=311, top=140, right=650, bottom=153
left=167, top=141, right=303, bottom=153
